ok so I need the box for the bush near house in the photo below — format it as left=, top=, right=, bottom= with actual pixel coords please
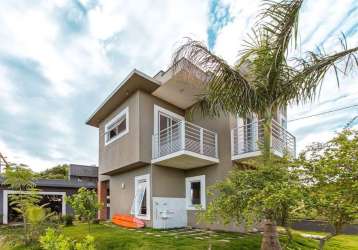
left=66, top=187, right=102, bottom=233
left=61, top=215, right=74, bottom=227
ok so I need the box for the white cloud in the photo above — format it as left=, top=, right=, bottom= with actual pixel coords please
left=0, top=66, right=26, bottom=114
left=214, top=0, right=262, bottom=64
left=0, top=0, right=209, bottom=171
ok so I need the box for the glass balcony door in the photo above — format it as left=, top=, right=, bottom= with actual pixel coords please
left=158, top=112, right=182, bottom=155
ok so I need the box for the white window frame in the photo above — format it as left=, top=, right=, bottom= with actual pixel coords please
left=153, top=104, right=184, bottom=135
left=2, top=190, right=66, bottom=224
left=185, top=175, right=206, bottom=210
left=105, top=107, right=129, bottom=146
left=134, top=174, right=150, bottom=220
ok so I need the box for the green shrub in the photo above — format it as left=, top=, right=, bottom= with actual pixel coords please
left=25, top=205, right=55, bottom=242
left=62, top=215, right=74, bottom=226
left=39, top=228, right=96, bottom=250
left=39, top=228, right=70, bottom=250
left=66, top=187, right=101, bottom=232
left=75, top=235, right=95, bottom=250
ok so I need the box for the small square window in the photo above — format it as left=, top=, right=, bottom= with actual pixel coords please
left=186, top=175, right=206, bottom=210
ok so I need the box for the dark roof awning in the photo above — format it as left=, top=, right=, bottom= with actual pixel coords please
left=0, top=177, right=96, bottom=189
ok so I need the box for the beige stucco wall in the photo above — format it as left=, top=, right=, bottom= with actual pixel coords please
left=138, top=91, right=185, bottom=163
left=98, top=91, right=141, bottom=175
left=184, top=110, right=241, bottom=230
left=151, top=165, right=185, bottom=198
left=98, top=90, right=184, bottom=175
left=109, top=165, right=152, bottom=227
left=97, top=91, right=186, bottom=228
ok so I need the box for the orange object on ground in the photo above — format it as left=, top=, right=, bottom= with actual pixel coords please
left=112, top=214, right=145, bottom=228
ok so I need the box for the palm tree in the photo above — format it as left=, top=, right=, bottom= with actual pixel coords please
left=172, top=0, right=358, bottom=249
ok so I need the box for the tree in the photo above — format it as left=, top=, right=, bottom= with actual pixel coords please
left=36, top=164, right=69, bottom=180
left=24, top=205, right=55, bottom=241
left=67, top=187, right=101, bottom=232
left=172, top=0, right=358, bottom=249
left=203, top=156, right=305, bottom=246
left=298, top=128, right=358, bottom=249
left=3, top=164, right=41, bottom=243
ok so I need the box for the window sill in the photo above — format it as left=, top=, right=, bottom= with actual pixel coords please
left=135, top=214, right=150, bottom=221
left=186, top=205, right=205, bottom=211
left=104, top=130, right=129, bottom=146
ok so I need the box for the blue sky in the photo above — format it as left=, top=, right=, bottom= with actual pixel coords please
left=0, top=0, right=357, bottom=171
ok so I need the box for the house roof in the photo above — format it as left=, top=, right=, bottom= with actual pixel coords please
left=69, top=164, right=98, bottom=178
left=86, top=69, right=161, bottom=127
left=0, top=177, right=96, bottom=189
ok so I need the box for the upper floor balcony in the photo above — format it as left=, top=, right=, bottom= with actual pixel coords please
left=231, top=119, right=296, bottom=160
left=152, top=121, right=219, bottom=169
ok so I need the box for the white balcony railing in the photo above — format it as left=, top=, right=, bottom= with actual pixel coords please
left=152, top=121, right=218, bottom=160
left=231, top=119, right=296, bottom=159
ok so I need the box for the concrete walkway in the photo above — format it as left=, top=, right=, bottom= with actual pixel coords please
left=104, top=223, right=240, bottom=242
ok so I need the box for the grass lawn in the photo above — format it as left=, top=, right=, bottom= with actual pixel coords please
left=0, top=223, right=357, bottom=249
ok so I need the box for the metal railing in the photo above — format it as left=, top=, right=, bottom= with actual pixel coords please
left=152, top=121, right=218, bottom=160
left=231, top=119, right=296, bottom=158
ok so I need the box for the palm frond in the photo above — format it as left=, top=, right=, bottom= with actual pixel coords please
left=258, top=0, right=303, bottom=91
left=287, top=45, right=358, bottom=104
left=259, top=0, right=302, bottom=54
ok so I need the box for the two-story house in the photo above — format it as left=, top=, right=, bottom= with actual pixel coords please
left=86, top=58, right=295, bottom=230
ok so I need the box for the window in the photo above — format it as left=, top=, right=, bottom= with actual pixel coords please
left=153, top=105, right=184, bottom=158
left=190, top=182, right=201, bottom=205
left=131, top=174, right=150, bottom=220
left=185, top=175, right=206, bottom=210
left=104, top=107, right=129, bottom=145
left=154, top=105, right=184, bottom=135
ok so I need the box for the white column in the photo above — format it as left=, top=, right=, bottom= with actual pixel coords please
left=3, top=190, right=8, bottom=224
left=181, top=121, right=185, bottom=150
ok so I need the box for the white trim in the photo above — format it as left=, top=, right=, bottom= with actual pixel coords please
left=185, top=175, right=206, bottom=210
left=232, top=151, right=261, bottom=161
left=231, top=149, right=283, bottom=161
left=151, top=150, right=219, bottom=164
left=134, top=174, right=151, bottom=220
left=104, top=107, right=129, bottom=146
left=153, top=104, right=184, bottom=135
left=2, top=190, right=66, bottom=224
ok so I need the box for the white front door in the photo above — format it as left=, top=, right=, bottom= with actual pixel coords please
left=133, top=174, right=150, bottom=220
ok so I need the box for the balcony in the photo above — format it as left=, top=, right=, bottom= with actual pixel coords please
left=231, top=119, right=296, bottom=160
left=152, top=121, right=219, bottom=169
